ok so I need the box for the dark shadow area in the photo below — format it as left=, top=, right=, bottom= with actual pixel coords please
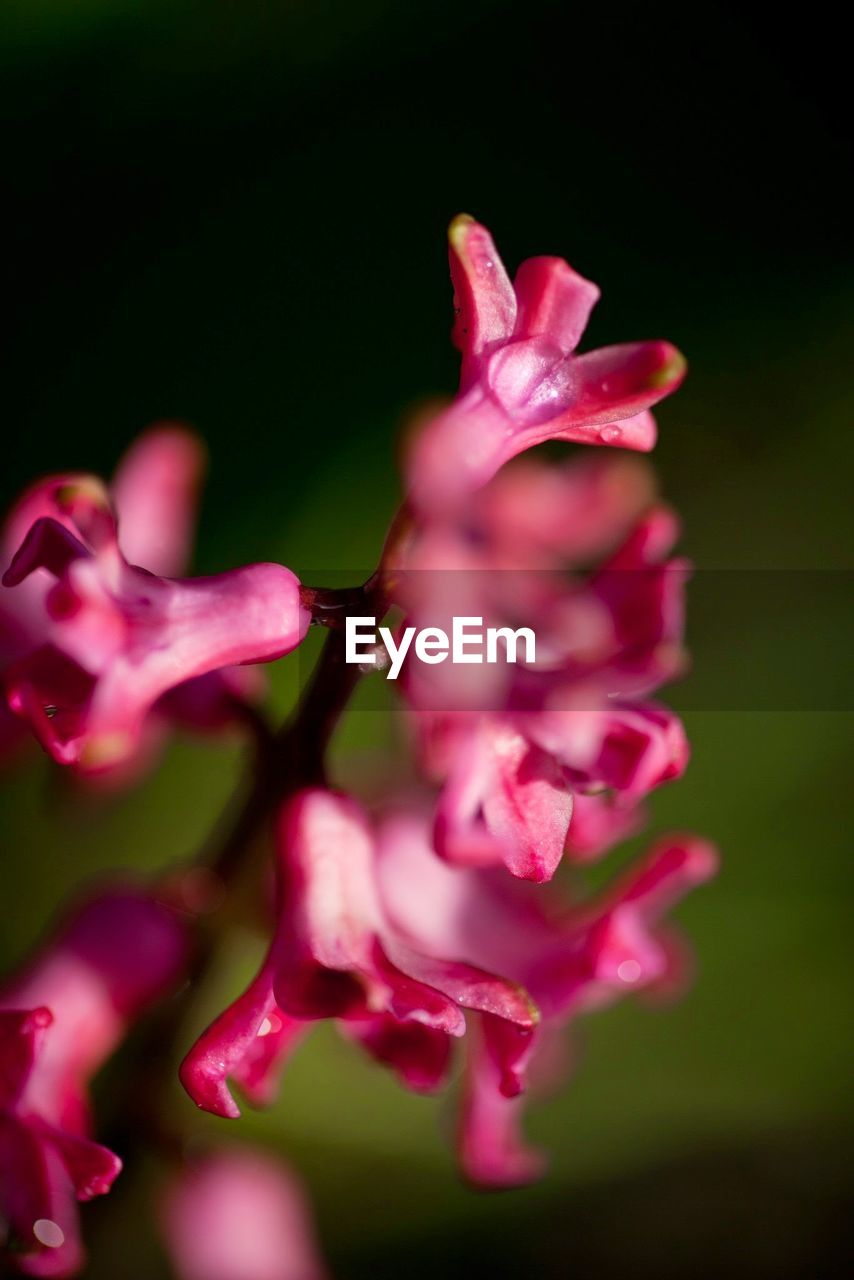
left=337, top=1133, right=853, bottom=1279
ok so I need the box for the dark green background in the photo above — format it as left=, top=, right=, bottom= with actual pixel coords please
left=1, top=2, right=851, bottom=1276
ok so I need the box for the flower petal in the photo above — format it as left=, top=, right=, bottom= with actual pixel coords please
left=180, top=962, right=303, bottom=1119
left=111, top=425, right=206, bottom=577
left=449, top=215, right=516, bottom=388
left=38, top=1126, right=122, bottom=1201
left=343, top=1014, right=452, bottom=1093
left=458, top=1018, right=545, bottom=1189
left=559, top=340, right=686, bottom=433
left=160, top=1147, right=329, bottom=1280
left=513, top=256, right=600, bottom=354
left=0, top=1009, right=52, bottom=1110
left=0, top=1116, right=84, bottom=1278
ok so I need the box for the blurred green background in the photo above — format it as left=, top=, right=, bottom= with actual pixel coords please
left=1, top=2, right=851, bottom=1276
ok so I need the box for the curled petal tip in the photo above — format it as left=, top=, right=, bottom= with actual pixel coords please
left=178, top=1058, right=242, bottom=1120
left=448, top=212, right=477, bottom=246
left=55, top=477, right=111, bottom=510
left=648, top=342, right=687, bottom=391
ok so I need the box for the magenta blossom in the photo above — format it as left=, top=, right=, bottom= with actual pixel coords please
left=396, top=457, right=689, bottom=882
left=0, top=887, right=190, bottom=1276
left=2, top=215, right=716, bottom=1258
left=375, top=810, right=718, bottom=1186
left=0, top=432, right=309, bottom=772
left=160, top=1145, right=328, bottom=1280
left=407, top=215, right=686, bottom=513
left=180, top=788, right=536, bottom=1118
left=182, top=795, right=715, bottom=1189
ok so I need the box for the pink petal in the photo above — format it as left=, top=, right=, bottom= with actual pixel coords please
left=434, top=720, right=573, bottom=882
left=111, top=425, right=206, bottom=577
left=618, top=834, right=719, bottom=915
left=381, top=937, right=536, bottom=1035
left=2, top=519, right=89, bottom=589
left=3, top=647, right=97, bottom=767
left=38, top=1126, right=122, bottom=1201
left=528, top=834, right=718, bottom=1016
left=565, top=792, right=646, bottom=861
left=476, top=452, right=656, bottom=567
left=160, top=1147, right=329, bottom=1280
left=0, top=1009, right=52, bottom=1110
left=458, top=1018, right=545, bottom=1189
left=512, top=255, right=600, bottom=353
left=449, top=216, right=516, bottom=388
left=59, top=563, right=308, bottom=771
left=0, top=1116, right=84, bottom=1278
left=272, top=791, right=465, bottom=1034
left=343, top=1014, right=452, bottom=1093
left=59, top=889, right=191, bottom=1020
left=480, top=724, right=573, bottom=882
left=180, top=962, right=303, bottom=1119
left=561, top=340, right=686, bottom=431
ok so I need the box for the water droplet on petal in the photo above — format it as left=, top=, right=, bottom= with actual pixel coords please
left=599, top=426, right=623, bottom=444
left=257, top=1017, right=273, bottom=1038
left=617, top=959, right=642, bottom=984
left=33, top=1220, right=65, bottom=1249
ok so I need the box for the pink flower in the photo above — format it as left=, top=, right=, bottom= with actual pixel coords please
left=181, top=793, right=715, bottom=1192
left=475, top=452, right=656, bottom=570
left=407, top=216, right=686, bottom=513
left=181, top=788, right=537, bottom=1118
left=396, top=461, right=690, bottom=881
left=0, top=429, right=310, bottom=772
left=375, top=810, right=718, bottom=1187
left=160, top=1145, right=328, bottom=1280
left=0, top=887, right=190, bottom=1276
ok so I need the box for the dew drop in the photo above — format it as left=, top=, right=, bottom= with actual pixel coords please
left=617, top=959, right=642, bottom=984
left=33, top=1220, right=65, bottom=1249
left=257, top=1017, right=273, bottom=1038
left=599, top=426, right=623, bottom=444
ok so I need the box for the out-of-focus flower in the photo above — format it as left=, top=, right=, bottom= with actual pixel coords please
left=0, top=428, right=310, bottom=773
left=393, top=456, right=689, bottom=881
left=407, top=216, right=686, bottom=513
left=160, top=1145, right=328, bottom=1280
left=0, top=887, right=190, bottom=1276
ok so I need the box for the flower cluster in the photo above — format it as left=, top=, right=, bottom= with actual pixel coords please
left=0, top=888, right=189, bottom=1275
left=0, top=426, right=308, bottom=775
left=1, top=217, right=715, bottom=1276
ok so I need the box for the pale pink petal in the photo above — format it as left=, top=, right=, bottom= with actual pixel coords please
left=512, top=255, right=599, bottom=353
left=111, top=425, right=205, bottom=577
left=477, top=452, right=656, bottom=567
left=449, top=215, right=516, bottom=388
left=161, top=1147, right=329, bottom=1280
